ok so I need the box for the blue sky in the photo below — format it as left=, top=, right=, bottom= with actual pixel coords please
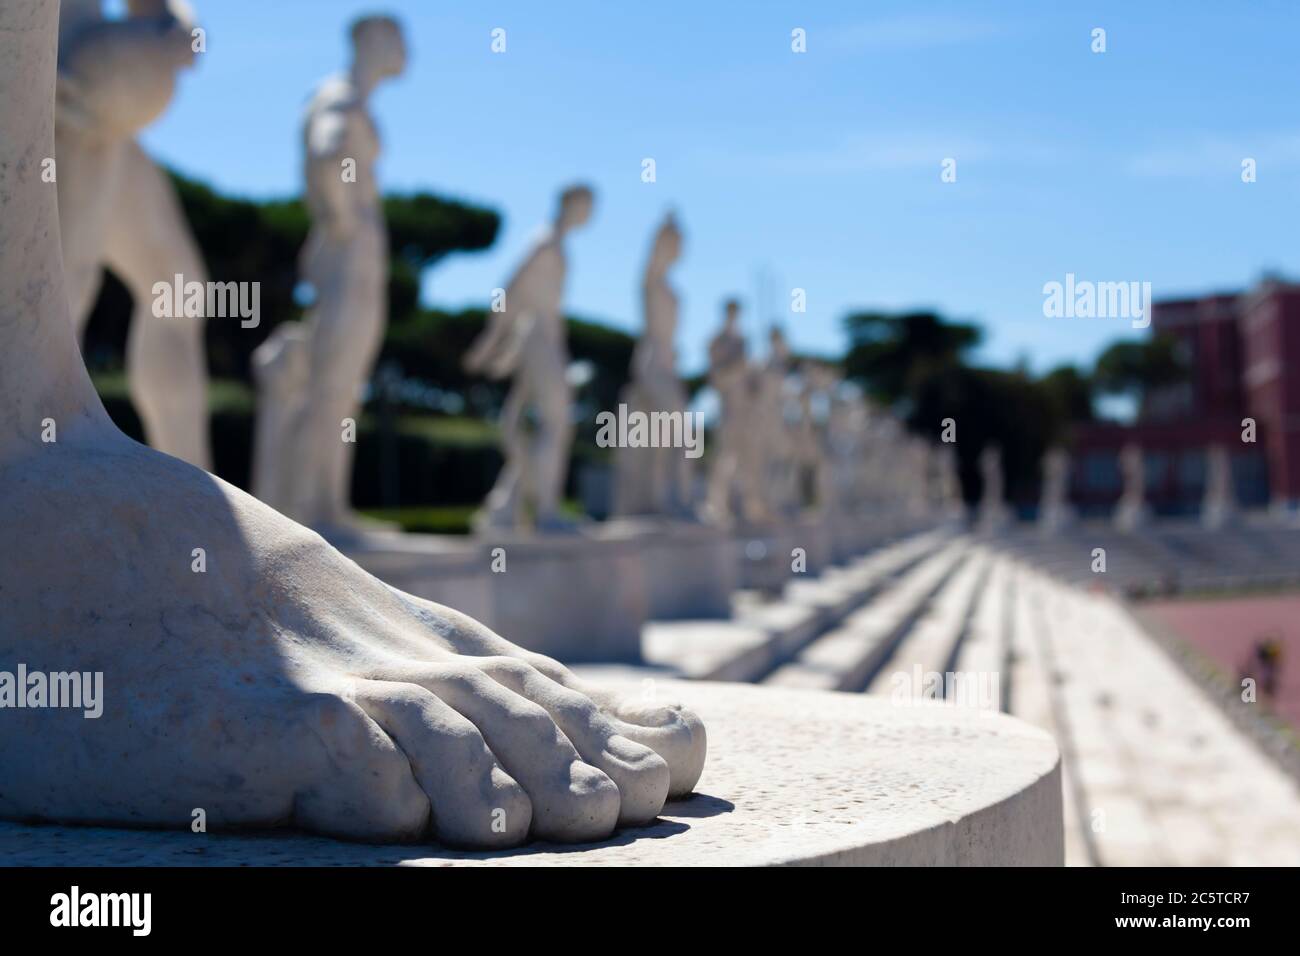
left=129, top=0, right=1300, bottom=375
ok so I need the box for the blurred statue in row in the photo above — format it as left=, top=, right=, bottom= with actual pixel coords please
left=904, top=437, right=934, bottom=519
left=56, top=0, right=211, bottom=469
left=703, top=303, right=789, bottom=527
left=756, top=327, right=795, bottom=515
left=464, top=185, right=595, bottom=533
left=1038, top=447, right=1076, bottom=534
left=977, top=445, right=1011, bottom=534
left=790, top=362, right=837, bottom=515
left=253, top=15, right=407, bottom=533
left=934, top=445, right=966, bottom=524
left=1201, top=444, right=1238, bottom=530
left=826, top=385, right=873, bottom=512
left=613, top=213, right=694, bottom=519
left=1113, top=442, right=1150, bottom=532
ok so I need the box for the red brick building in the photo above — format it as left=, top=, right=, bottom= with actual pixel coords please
left=1070, top=279, right=1300, bottom=516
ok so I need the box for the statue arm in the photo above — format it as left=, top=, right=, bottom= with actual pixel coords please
left=303, top=103, right=361, bottom=239
left=464, top=245, right=552, bottom=378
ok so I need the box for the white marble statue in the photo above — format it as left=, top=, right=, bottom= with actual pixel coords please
left=934, top=445, right=966, bottom=523
left=253, top=15, right=406, bottom=533
left=1114, top=442, right=1151, bottom=532
left=613, top=212, right=693, bottom=518
left=904, top=436, right=933, bottom=518
left=251, top=322, right=310, bottom=514
left=758, top=326, right=795, bottom=516
left=793, top=361, right=835, bottom=514
left=464, top=184, right=594, bottom=533
left=0, top=0, right=703, bottom=848
left=977, top=445, right=1011, bottom=534
left=703, top=300, right=768, bottom=526
left=1202, top=444, right=1239, bottom=530
left=1038, top=447, right=1077, bottom=534
left=55, top=0, right=211, bottom=469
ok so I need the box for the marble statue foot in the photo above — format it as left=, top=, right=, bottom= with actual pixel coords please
left=0, top=431, right=705, bottom=847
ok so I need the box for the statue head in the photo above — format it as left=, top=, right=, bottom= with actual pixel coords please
left=350, top=15, right=407, bottom=84
left=649, top=212, right=683, bottom=270
left=723, top=298, right=742, bottom=330
left=980, top=445, right=1002, bottom=476
left=1044, top=447, right=1069, bottom=479
left=557, top=184, right=595, bottom=232
left=769, top=325, right=790, bottom=362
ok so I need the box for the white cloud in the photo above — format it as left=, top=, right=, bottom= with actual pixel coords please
left=1127, top=133, right=1300, bottom=177
left=820, top=15, right=1010, bottom=54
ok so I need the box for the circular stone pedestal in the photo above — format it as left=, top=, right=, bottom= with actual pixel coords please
left=0, top=681, right=1062, bottom=866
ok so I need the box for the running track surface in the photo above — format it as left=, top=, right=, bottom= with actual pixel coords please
left=1142, top=593, right=1300, bottom=730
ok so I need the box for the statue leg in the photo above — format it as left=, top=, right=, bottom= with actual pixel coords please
left=533, top=371, right=575, bottom=528
left=292, top=236, right=385, bottom=529
left=706, top=426, right=738, bottom=526
left=55, top=128, right=124, bottom=339
left=251, top=323, right=310, bottom=511
left=102, top=141, right=211, bottom=470
left=479, top=377, right=528, bottom=529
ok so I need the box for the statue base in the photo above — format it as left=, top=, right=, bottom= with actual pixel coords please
left=336, top=529, right=647, bottom=663
left=0, top=679, right=1063, bottom=866
left=598, top=518, right=736, bottom=619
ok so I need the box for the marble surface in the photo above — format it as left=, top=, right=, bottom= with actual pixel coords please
left=0, top=679, right=1062, bottom=866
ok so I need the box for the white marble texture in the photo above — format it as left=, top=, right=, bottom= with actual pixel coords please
left=0, top=2, right=704, bottom=851
left=465, top=185, right=594, bottom=533
left=0, top=680, right=1063, bottom=866
left=56, top=0, right=211, bottom=468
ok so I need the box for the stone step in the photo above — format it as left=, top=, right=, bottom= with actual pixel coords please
left=1005, top=569, right=1097, bottom=867
left=863, top=546, right=990, bottom=699
left=762, top=539, right=971, bottom=692
left=641, top=529, right=950, bottom=682
left=950, top=555, right=1009, bottom=691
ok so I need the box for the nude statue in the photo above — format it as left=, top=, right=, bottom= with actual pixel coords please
left=613, top=212, right=693, bottom=518
left=703, top=300, right=769, bottom=526
left=903, top=437, right=933, bottom=518
left=793, top=361, right=834, bottom=514
left=934, top=445, right=965, bottom=523
left=251, top=322, right=310, bottom=514
left=464, top=185, right=594, bottom=533
left=252, top=15, right=407, bottom=533
left=1202, top=444, right=1238, bottom=530
left=758, top=326, right=794, bottom=516
left=1038, top=447, right=1076, bottom=534
left=1114, top=442, right=1150, bottom=532
left=826, top=383, right=869, bottom=512
left=0, top=0, right=703, bottom=847
left=55, top=0, right=211, bottom=469
left=977, top=445, right=1011, bottom=534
